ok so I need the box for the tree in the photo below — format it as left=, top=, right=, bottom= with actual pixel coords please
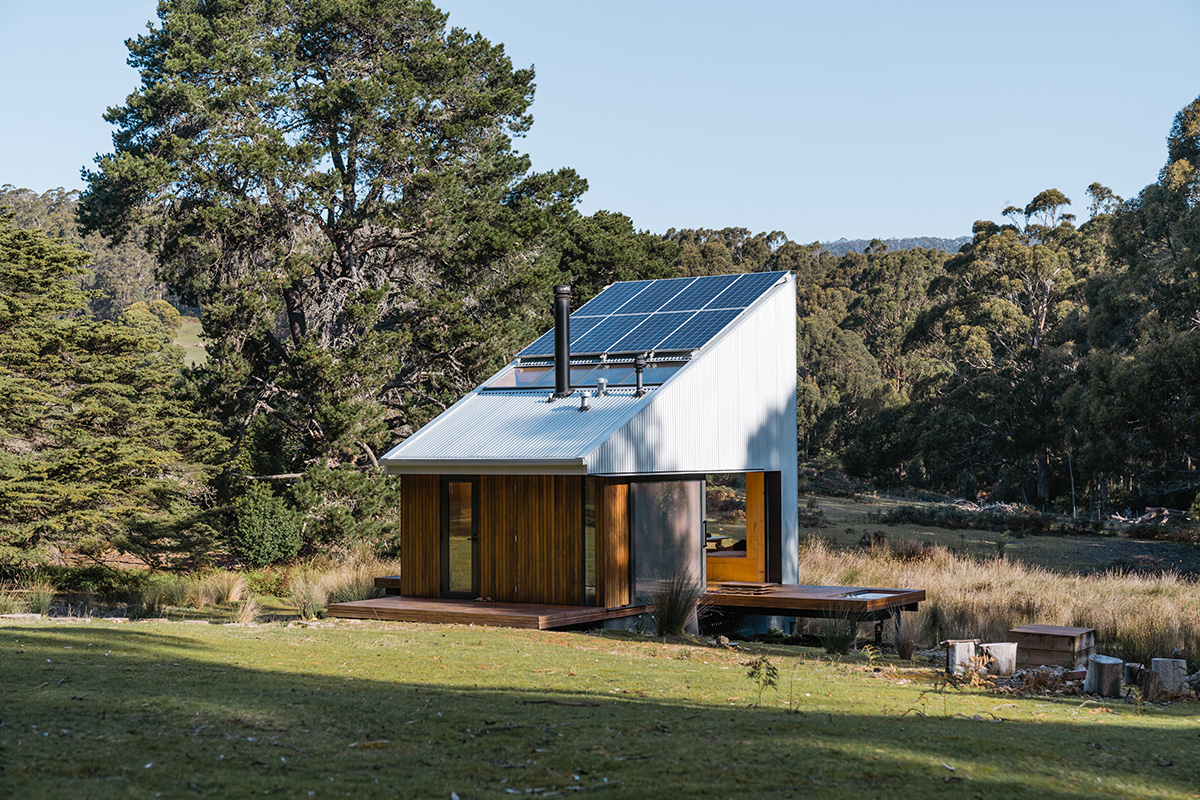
left=0, top=185, right=165, bottom=320
left=0, top=215, right=221, bottom=572
left=1070, top=95, right=1200, bottom=510
left=904, top=191, right=1095, bottom=502
left=80, top=0, right=587, bottom=548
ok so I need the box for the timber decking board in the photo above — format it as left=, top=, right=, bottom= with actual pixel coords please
left=401, top=475, right=440, bottom=597
left=704, top=583, right=925, bottom=615
left=327, top=596, right=651, bottom=630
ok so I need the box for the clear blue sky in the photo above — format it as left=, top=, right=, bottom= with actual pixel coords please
left=1, top=1, right=1197, bottom=241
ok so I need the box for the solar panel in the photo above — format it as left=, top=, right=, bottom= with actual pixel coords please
left=518, top=315, right=604, bottom=357
left=659, top=273, right=741, bottom=312
left=517, top=271, right=787, bottom=360
left=705, top=271, right=783, bottom=309
left=571, top=313, right=650, bottom=354
left=607, top=311, right=694, bottom=352
left=613, top=277, right=694, bottom=314
left=656, top=308, right=743, bottom=350
left=573, top=281, right=652, bottom=316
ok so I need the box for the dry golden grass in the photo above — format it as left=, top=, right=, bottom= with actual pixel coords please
left=797, top=536, right=1200, bottom=665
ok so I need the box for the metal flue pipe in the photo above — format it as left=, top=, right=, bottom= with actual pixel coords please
left=553, top=285, right=571, bottom=398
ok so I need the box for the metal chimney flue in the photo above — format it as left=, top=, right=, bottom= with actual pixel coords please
left=634, top=354, right=647, bottom=397
left=553, top=285, right=571, bottom=398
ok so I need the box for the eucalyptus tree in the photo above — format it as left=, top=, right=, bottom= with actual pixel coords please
left=80, top=0, right=586, bottom=546
left=907, top=191, right=1094, bottom=502
left=1072, top=96, right=1200, bottom=508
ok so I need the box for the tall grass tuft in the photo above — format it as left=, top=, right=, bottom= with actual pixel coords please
left=648, top=569, right=706, bottom=637
left=186, top=576, right=218, bottom=609
left=209, top=571, right=247, bottom=605
left=325, top=562, right=385, bottom=604
left=796, top=535, right=1200, bottom=665
left=290, top=571, right=328, bottom=619
left=821, top=615, right=859, bottom=655
left=23, top=579, right=57, bottom=616
left=891, top=607, right=929, bottom=660
left=0, top=584, right=21, bottom=614
left=233, top=596, right=262, bottom=624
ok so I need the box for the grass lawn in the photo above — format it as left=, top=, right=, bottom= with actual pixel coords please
left=174, top=315, right=208, bottom=368
left=2, top=619, right=1197, bottom=798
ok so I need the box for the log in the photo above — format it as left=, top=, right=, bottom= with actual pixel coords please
left=1083, top=654, right=1123, bottom=697
left=943, top=640, right=978, bottom=676
left=1151, top=658, right=1188, bottom=694
left=980, top=642, right=1017, bottom=676
left=1135, top=666, right=1160, bottom=702
left=1123, top=662, right=1142, bottom=686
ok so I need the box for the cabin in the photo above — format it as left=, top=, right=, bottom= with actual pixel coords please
left=328, top=271, right=923, bottom=633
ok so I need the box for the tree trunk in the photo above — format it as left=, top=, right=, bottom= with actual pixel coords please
left=1036, top=447, right=1050, bottom=504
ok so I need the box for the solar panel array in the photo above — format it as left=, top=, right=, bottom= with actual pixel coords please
left=519, top=271, right=787, bottom=358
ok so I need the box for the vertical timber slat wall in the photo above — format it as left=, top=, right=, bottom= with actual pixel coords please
left=597, top=479, right=631, bottom=609
left=400, top=474, right=441, bottom=597
left=479, top=475, right=516, bottom=601
left=478, top=475, right=583, bottom=605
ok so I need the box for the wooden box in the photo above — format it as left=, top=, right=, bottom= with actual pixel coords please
left=1009, top=624, right=1096, bottom=669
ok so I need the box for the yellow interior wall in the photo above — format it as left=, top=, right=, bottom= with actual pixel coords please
left=705, top=472, right=765, bottom=583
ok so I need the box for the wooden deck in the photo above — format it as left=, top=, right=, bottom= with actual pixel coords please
left=326, top=595, right=653, bottom=629
left=328, top=578, right=923, bottom=632
left=704, top=582, right=924, bottom=618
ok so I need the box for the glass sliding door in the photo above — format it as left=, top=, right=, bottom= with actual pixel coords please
left=441, top=477, right=478, bottom=598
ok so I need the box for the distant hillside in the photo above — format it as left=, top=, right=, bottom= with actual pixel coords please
left=817, top=236, right=971, bottom=257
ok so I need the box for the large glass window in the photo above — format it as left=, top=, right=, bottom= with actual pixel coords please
left=630, top=480, right=703, bottom=602
left=443, top=479, right=477, bottom=597
left=704, top=473, right=747, bottom=556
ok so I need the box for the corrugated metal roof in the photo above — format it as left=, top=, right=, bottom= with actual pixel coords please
left=380, top=388, right=654, bottom=474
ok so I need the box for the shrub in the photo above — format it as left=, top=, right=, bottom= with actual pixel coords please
left=230, top=482, right=302, bottom=567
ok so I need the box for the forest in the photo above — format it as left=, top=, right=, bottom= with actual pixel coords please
left=2, top=0, right=1199, bottom=574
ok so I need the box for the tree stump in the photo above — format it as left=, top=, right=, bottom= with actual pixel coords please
left=980, top=642, right=1017, bottom=676
left=1136, top=666, right=1160, bottom=702
left=1083, top=654, right=1123, bottom=697
left=942, top=640, right=978, bottom=675
left=1151, top=658, right=1188, bottom=694
left=1123, top=662, right=1142, bottom=686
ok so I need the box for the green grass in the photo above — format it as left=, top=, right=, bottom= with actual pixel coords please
left=174, top=315, right=207, bottom=367
left=1, top=619, right=1197, bottom=798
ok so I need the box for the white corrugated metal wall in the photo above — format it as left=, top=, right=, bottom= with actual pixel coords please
left=587, top=276, right=800, bottom=582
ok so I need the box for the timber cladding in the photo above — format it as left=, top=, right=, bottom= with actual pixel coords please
left=400, top=474, right=441, bottom=597
left=479, top=475, right=583, bottom=605
left=597, top=479, right=631, bottom=609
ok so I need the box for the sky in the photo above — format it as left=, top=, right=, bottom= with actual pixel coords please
left=1, top=1, right=1197, bottom=242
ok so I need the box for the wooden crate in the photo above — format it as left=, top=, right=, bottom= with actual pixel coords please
left=1009, top=624, right=1096, bottom=669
